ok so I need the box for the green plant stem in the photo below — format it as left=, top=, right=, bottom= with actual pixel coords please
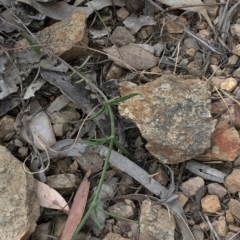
left=52, top=56, right=118, bottom=239
left=72, top=105, right=115, bottom=239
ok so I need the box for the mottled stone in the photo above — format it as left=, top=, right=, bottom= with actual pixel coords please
left=103, top=232, right=130, bottom=240
left=232, top=44, right=240, bottom=57
left=152, top=166, right=169, bottom=186
left=225, top=232, right=239, bottom=240
left=53, top=215, right=67, bottom=239
left=15, top=12, right=88, bottom=61
left=181, top=177, right=205, bottom=196
left=139, top=200, right=175, bottom=240
left=197, top=120, right=240, bottom=162
left=111, top=26, right=135, bottom=47
left=0, top=115, right=15, bottom=141
left=227, top=55, right=239, bottom=66
left=46, top=174, right=80, bottom=195
left=185, top=59, right=202, bottom=77
left=106, top=63, right=123, bottom=80
left=228, top=224, right=240, bottom=233
left=231, top=24, right=240, bottom=41
left=207, top=183, right=227, bottom=199
left=165, top=14, right=187, bottom=33
left=199, top=222, right=210, bottom=231
left=186, top=48, right=197, bottom=57
left=18, top=146, right=28, bottom=159
left=108, top=202, right=135, bottom=219
left=119, top=75, right=216, bottom=164
left=220, top=77, right=238, bottom=92
left=210, top=76, right=225, bottom=89
left=212, top=216, right=228, bottom=237
left=49, top=106, right=80, bottom=124
left=201, top=195, right=221, bottom=213
left=225, top=169, right=240, bottom=193
left=139, top=26, right=154, bottom=39
left=184, top=38, right=199, bottom=50
left=0, top=146, right=40, bottom=240
left=226, top=210, right=234, bottom=223
left=116, top=221, right=138, bottom=239
left=228, top=199, right=240, bottom=219
left=116, top=7, right=130, bottom=21
left=197, top=29, right=213, bottom=40
left=192, top=225, right=204, bottom=240
left=178, top=193, right=189, bottom=207
left=233, top=67, right=240, bottom=78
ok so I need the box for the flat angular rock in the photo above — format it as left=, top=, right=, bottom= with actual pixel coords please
left=0, top=145, right=40, bottom=240
left=116, top=7, right=130, bottom=21
left=201, top=195, right=221, bottom=213
left=15, top=12, right=88, bottom=61
left=0, top=115, right=15, bottom=141
left=231, top=24, right=240, bottom=41
left=220, top=77, right=238, bottom=92
left=197, top=120, right=240, bottom=162
left=165, top=14, right=187, bottom=34
left=103, top=232, right=130, bottom=240
left=119, top=75, right=216, bottom=164
left=212, top=216, right=228, bottom=237
left=46, top=174, right=80, bottom=195
left=232, top=44, right=240, bottom=57
left=207, top=183, right=227, bottom=199
left=108, top=202, right=135, bottom=219
left=228, top=199, right=240, bottom=219
left=225, top=169, right=240, bottom=193
left=139, top=200, right=175, bottom=240
left=111, top=26, right=135, bottom=47
left=181, top=176, right=205, bottom=196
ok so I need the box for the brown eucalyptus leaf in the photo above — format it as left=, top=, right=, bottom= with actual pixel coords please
left=61, top=168, right=91, bottom=240
left=103, top=44, right=158, bottom=70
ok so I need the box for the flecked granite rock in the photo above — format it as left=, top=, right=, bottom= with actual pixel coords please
left=119, top=75, right=216, bottom=164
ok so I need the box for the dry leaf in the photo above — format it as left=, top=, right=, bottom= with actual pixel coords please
left=24, top=78, right=46, bottom=99
left=17, top=0, right=125, bottom=19
left=36, top=179, right=69, bottom=213
left=123, top=15, right=156, bottom=34
left=20, top=100, right=56, bottom=150
left=61, top=168, right=91, bottom=240
left=103, top=44, right=158, bottom=70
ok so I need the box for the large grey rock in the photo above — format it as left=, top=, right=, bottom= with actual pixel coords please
left=119, top=75, right=216, bottom=164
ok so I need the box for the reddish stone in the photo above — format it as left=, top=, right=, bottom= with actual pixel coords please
left=197, top=120, right=240, bottom=161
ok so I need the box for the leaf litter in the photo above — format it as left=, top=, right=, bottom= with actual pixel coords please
left=1, top=0, right=240, bottom=239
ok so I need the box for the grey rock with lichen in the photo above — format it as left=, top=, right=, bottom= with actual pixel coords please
left=119, top=75, right=216, bottom=164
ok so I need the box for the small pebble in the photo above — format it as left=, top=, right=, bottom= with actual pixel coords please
left=220, top=77, right=238, bottom=92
